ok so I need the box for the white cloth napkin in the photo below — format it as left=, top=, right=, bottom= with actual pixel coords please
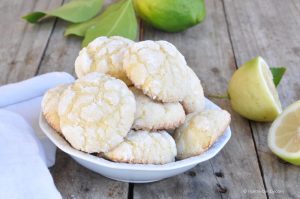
left=0, top=110, right=61, bottom=199
left=0, top=72, right=75, bottom=167
left=0, top=72, right=75, bottom=199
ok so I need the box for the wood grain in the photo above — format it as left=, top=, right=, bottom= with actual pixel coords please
left=223, top=0, right=300, bottom=198
left=50, top=151, right=128, bottom=199
left=37, top=20, right=79, bottom=75
left=0, top=0, right=62, bottom=84
left=37, top=1, right=130, bottom=198
left=134, top=163, right=222, bottom=199
left=134, top=0, right=267, bottom=198
left=1, top=0, right=299, bottom=198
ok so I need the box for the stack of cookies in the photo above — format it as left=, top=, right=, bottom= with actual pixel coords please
left=42, top=36, right=231, bottom=165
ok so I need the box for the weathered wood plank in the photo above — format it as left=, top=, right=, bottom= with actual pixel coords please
left=134, top=163, right=222, bottom=199
left=37, top=20, right=79, bottom=75
left=134, top=0, right=267, bottom=198
left=0, top=0, right=62, bottom=84
left=223, top=0, right=300, bottom=198
left=50, top=151, right=128, bottom=199
left=37, top=1, right=130, bottom=198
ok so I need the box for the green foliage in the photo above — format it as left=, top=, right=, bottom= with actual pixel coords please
left=270, top=67, right=286, bottom=87
left=22, top=0, right=103, bottom=23
left=82, top=0, right=137, bottom=46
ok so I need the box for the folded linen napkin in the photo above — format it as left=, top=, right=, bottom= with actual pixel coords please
left=0, top=110, right=61, bottom=199
left=0, top=72, right=75, bottom=199
left=0, top=72, right=75, bottom=167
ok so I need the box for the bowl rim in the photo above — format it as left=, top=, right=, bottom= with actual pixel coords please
left=39, top=98, right=231, bottom=171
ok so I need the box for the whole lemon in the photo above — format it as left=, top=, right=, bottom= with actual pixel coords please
left=133, top=0, right=206, bottom=32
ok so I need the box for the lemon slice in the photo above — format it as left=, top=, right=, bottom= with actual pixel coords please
left=228, top=56, right=282, bottom=121
left=268, top=100, right=300, bottom=165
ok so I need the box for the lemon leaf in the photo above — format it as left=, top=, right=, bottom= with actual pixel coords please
left=270, top=67, right=286, bottom=87
left=82, top=0, right=138, bottom=47
left=64, top=14, right=102, bottom=37
left=22, top=12, right=46, bottom=23
left=22, top=0, right=103, bottom=23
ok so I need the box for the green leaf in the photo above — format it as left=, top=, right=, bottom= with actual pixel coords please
left=270, top=67, right=286, bottom=87
left=22, top=12, right=46, bottom=23
left=64, top=14, right=102, bottom=37
left=22, top=0, right=103, bottom=24
left=82, top=0, right=138, bottom=47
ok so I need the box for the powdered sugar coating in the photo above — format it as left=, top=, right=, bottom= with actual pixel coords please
left=42, top=84, right=69, bottom=133
left=75, top=36, right=134, bottom=85
left=130, top=87, right=185, bottom=130
left=174, top=110, right=231, bottom=159
left=182, top=67, right=205, bottom=114
left=123, top=40, right=189, bottom=102
left=105, top=130, right=177, bottom=164
left=58, top=72, right=136, bottom=153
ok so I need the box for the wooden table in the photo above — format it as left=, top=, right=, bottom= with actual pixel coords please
left=1, top=0, right=300, bottom=198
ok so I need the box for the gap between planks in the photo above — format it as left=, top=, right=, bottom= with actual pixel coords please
left=34, top=0, right=65, bottom=76
left=127, top=17, right=146, bottom=199
left=220, top=0, right=269, bottom=198
left=34, top=17, right=59, bottom=76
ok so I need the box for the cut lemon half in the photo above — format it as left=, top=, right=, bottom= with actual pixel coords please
left=228, top=56, right=282, bottom=121
left=268, top=100, right=300, bottom=165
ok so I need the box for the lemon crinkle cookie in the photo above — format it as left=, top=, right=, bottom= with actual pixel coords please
left=75, top=36, right=134, bottom=85
left=42, top=84, right=69, bottom=133
left=174, top=110, right=231, bottom=159
left=58, top=72, right=136, bottom=153
left=130, top=87, right=185, bottom=130
left=123, top=40, right=189, bottom=102
left=105, top=130, right=177, bottom=164
left=182, top=67, right=205, bottom=114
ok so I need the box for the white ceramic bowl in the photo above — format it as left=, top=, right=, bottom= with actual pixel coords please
left=39, top=98, right=231, bottom=183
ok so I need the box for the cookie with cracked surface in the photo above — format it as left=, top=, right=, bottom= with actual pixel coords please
left=174, top=110, right=231, bottom=159
left=104, top=130, right=177, bottom=164
left=130, top=87, right=185, bottom=131
left=42, top=84, right=69, bottom=133
left=75, top=36, right=134, bottom=85
left=123, top=40, right=189, bottom=102
left=58, top=72, right=136, bottom=153
left=182, top=67, right=205, bottom=114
